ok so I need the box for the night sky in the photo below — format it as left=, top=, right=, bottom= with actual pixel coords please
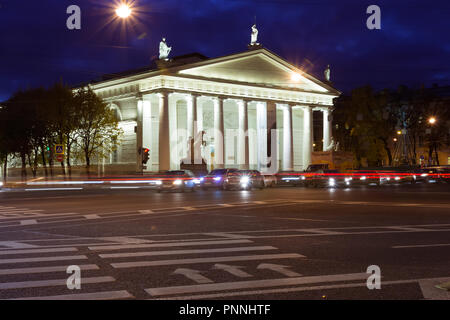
left=1, top=0, right=449, bottom=101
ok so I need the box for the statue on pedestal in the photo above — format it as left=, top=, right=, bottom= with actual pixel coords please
left=250, top=24, right=259, bottom=45
left=324, top=64, right=331, bottom=82
left=159, top=38, right=172, bottom=60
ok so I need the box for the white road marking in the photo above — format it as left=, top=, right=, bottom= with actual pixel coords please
left=0, top=241, right=38, bottom=249
left=204, top=232, right=255, bottom=239
left=99, top=236, right=153, bottom=244
left=213, top=264, right=253, bottom=278
left=257, top=263, right=302, bottom=277
left=393, top=243, right=450, bottom=249
left=0, top=264, right=99, bottom=275
left=112, top=253, right=304, bottom=269
left=139, top=210, right=154, bottom=214
left=99, top=246, right=277, bottom=259
left=84, top=214, right=100, bottom=219
left=218, top=204, right=234, bottom=207
left=25, top=188, right=83, bottom=191
left=0, top=276, right=115, bottom=290
left=12, top=290, right=134, bottom=300
left=146, top=272, right=367, bottom=297
left=0, top=247, right=78, bottom=255
left=20, top=220, right=37, bottom=225
left=173, top=268, right=213, bottom=284
left=89, top=239, right=252, bottom=251
left=0, top=255, right=88, bottom=265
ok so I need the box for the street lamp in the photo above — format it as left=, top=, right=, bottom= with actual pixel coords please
left=116, top=3, right=132, bottom=18
left=428, top=117, right=436, bottom=125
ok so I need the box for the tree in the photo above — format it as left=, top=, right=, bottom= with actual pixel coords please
left=46, top=83, right=80, bottom=177
left=74, top=87, right=123, bottom=174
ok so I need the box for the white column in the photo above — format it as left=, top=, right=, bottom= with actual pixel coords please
left=323, top=108, right=332, bottom=151
left=256, top=102, right=267, bottom=171
left=283, top=105, right=293, bottom=171
left=158, top=92, right=170, bottom=171
left=303, top=106, right=313, bottom=170
left=214, top=97, right=225, bottom=169
left=238, top=100, right=249, bottom=169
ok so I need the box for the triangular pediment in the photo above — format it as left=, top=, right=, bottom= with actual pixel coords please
left=178, top=49, right=335, bottom=94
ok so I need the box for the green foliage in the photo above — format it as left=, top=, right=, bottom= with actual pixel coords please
left=0, top=84, right=123, bottom=179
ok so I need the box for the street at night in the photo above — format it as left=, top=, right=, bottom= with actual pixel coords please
left=1, top=0, right=450, bottom=309
left=0, top=184, right=449, bottom=300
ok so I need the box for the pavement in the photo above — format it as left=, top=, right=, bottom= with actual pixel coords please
left=0, top=183, right=449, bottom=300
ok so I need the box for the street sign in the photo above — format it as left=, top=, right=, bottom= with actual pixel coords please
left=56, top=154, right=64, bottom=162
left=55, top=144, right=64, bottom=155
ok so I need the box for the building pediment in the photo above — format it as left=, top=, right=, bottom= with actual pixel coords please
left=177, top=48, right=337, bottom=94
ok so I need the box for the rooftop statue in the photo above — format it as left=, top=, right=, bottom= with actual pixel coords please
left=324, top=64, right=331, bottom=82
left=251, top=24, right=259, bottom=45
left=159, top=38, right=172, bottom=60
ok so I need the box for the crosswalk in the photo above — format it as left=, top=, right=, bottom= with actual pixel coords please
left=1, top=231, right=449, bottom=300
left=0, top=199, right=294, bottom=230
left=0, top=245, right=133, bottom=300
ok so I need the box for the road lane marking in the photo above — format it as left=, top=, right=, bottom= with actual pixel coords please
left=0, top=255, right=88, bottom=265
left=99, top=246, right=277, bottom=259
left=84, top=214, right=100, bottom=219
left=0, top=276, right=114, bottom=290
left=213, top=264, right=253, bottom=278
left=20, top=220, right=37, bottom=225
left=204, top=232, right=255, bottom=239
left=89, top=239, right=252, bottom=251
left=0, top=247, right=78, bottom=255
left=112, top=253, right=304, bottom=269
left=173, top=268, right=214, bottom=284
left=392, top=243, right=450, bottom=249
left=99, top=237, right=154, bottom=244
left=139, top=210, right=154, bottom=214
left=419, top=278, right=450, bottom=300
left=0, top=241, right=38, bottom=249
left=257, top=263, right=302, bottom=277
left=0, top=264, right=98, bottom=275
left=12, top=290, right=134, bottom=300
left=146, top=272, right=367, bottom=297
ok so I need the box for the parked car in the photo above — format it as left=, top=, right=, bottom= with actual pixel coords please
left=223, top=170, right=265, bottom=190
left=275, top=171, right=305, bottom=187
left=200, top=168, right=239, bottom=189
left=156, top=170, right=197, bottom=192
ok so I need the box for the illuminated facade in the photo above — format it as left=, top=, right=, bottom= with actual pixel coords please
left=90, top=48, right=340, bottom=173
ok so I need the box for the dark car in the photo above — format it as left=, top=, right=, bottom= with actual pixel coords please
left=305, top=169, right=352, bottom=188
left=418, top=166, right=450, bottom=184
left=275, top=171, right=306, bottom=187
left=156, top=170, right=197, bottom=192
left=223, top=170, right=265, bottom=190
left=351, top=170, right=382, bottom=186
left=200, top=168, right=239, bottom=189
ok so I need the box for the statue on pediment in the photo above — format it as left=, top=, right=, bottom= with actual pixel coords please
left=159, top=38, right=171, bottom=60
left=324, top=65, right=331, bottom=82
left=251, top=24, right=259, bottom=45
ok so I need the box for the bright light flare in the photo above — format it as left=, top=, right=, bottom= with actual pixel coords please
left=428, top=117, right=436, bottom=125
left=291, top=73, right=302, bottom=82
left=116, top=3, right=132, bottom=18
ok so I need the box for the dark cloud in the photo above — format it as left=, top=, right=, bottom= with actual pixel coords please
left=1, top=0, right=449, bottom=101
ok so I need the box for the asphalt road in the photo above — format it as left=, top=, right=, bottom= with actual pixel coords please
left=0, top=183, right=449, bottom=300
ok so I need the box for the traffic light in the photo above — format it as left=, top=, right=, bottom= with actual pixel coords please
left=142, top=148, right=150, bottom=164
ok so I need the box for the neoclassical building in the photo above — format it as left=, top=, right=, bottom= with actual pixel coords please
left=90, top=41, right=340, bottom=174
